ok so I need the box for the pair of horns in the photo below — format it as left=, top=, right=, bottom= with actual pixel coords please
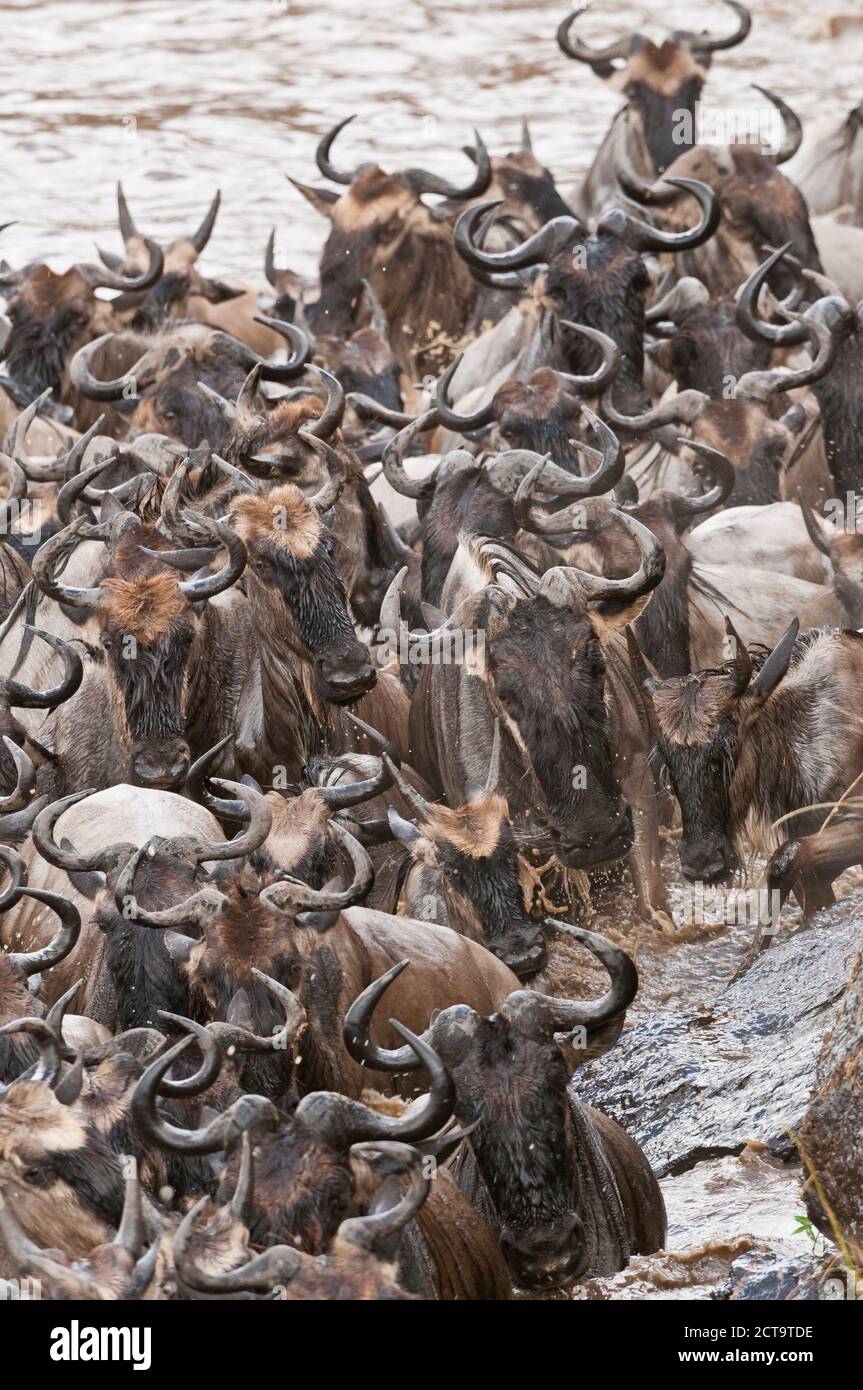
left=316, top=115, right=492, bottom=201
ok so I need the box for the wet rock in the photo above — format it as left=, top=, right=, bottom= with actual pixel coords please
left=568, top=1237, right=754, bottom=1301
left=798, top=937, right=863, bottom=1254
left=578, top=910, right=862, bottom=1178
left=726, top=1246, right=830, bottom=1300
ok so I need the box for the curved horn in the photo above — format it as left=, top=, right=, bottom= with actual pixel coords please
left=550, top=507, right=666, bottom=605
left=0, top=1017, right=62, bottom=1088
left=380, top=750, right=433, bottom=823
left=154, top=1012, right=229, bottom=1097
left=113, top=841, right=228, bottom=930
left=31, top=522, right=103, bottom=612
left=432, top=356, right=496, bottom=433
left=250, top=316, right=314, bottom=381
left=302, top=365, right=345, bottom=440
left=311, top=716, right=395, bottom=810
left=131, top=1037, right=277, bottom=1155
left=737, top=311, right=837, bottom=398
left=382, top=410, right=439, bottom=499
left=596, top=178, right=719, bottom=254
left=173, top=1194, right=302, bottom=1294
left=338, top=1142, right=430, bottom=1253
left=401, top=130, right=492, bottom=201
left=184, top=736, right=244, bottom=819
left=556, top=321, right=622, bottom=394
left=735, top=244, right=808, bottom=346
left=798, top=493, right=832, bottom=557
left=672, top=439, right=736, bottom=518
left=297, top=1019, right=454, bottom=1145
left=0, top=842, right=26, bottom=910
left=167, top=513, right=247, bottom=602
left=556, top=8, right=631, bottom=66
left=601, top=386, right=708, bottom=435
left=7, top=888, right=81, bottom=979
left=751, top=86, right=802, bottom=165
left=116, top=182, right=139, bottom=243
left=70, top=333, right=145, bottom=402
left=454, top=199, right=580, bottom=274
left=260, top=820, right=373, bottom=915
left=190, top=190, right=221, bottom=254
left=500, top=921, right=637, bottom=1038
left=316, top=115, right=360, bottom=185
left=0, top=738, right=36, bottom=815
left=3, top=626, right=84, bottom=709
left=302, top=434, right=346, bottom=512
left=75, top=237, right=164, bottom=294
left=645, top=276, right=710, bottom=325
left=31, top=790, right=116, bottom=873
left=687, top=1, right=752, bottom=54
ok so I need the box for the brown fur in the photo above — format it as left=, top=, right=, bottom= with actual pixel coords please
left=231, top=485, right=322, bottom=560
left=421, top=793, right=508, bottom=859
left=100, top=572, right=189, bottom=644
left=653, top=671, right=737, bottom=746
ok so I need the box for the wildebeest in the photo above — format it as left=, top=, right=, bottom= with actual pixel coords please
left=556, top=2, right=753, bottom=221
left=343, top=929, right=666, bottom=1288
left=644, top=618, right=863, bottom=883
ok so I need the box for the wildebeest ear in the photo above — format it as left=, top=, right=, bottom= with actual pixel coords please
left=287, top=177, right=339, bottom=220
left=749, top=618, right=800, bottom=700
left=99, top=491, right=126, bottom=522
left=196, top=277, right=245, bottom=305
left=589, top=592, right=654, bottom=636
left=226, top=988, right=254, bottom=1030
left=60, top=841, right=107, bottom=900
left=164, top=931, right=197, bottom=964
left=387, top=805, right=423, bottom=845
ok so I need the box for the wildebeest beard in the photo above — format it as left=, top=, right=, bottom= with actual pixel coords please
left=4, top=299, right=86, bottom=399
left=110, top=634, right=188, bottom=742
left=309, top=226, right=379, bottom=336
left=263, top=545, right=360, bottom=658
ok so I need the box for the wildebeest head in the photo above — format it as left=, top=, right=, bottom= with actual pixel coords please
left=0, top=1156, right=161, bottom=1300
left=617, top=138, right=817, bottom=300
left=133, top=1003, right=451, bottom=1258
left=69, top=317, right=311, bottom=449
left=470, top=123, right=575, bottom=233
left=380, top=730, right=547, bottom=979
left=344, top=927, right=639, bottom=1287
left=31, top=510, right=247, bottom=788
left=557, top=3, right=752, bottom=173
left=645, top=616, right=800, bottom=882
left=96, top=183, right=244, bottom=329
left=382, top=497, right=664, bottom=867
left=230, top=469, right=376, bottom=704
left=0, top=242, right=164, bottom=404
left=292, top=119, right=492, bottom=371
left=454, top=180, right=719, bottom=408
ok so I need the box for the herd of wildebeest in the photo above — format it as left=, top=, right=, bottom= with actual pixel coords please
left=0, top=2, right=860, bottom=1299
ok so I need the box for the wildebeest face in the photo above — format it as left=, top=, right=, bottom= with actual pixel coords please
left=232, top=486, right=376, bottom=704
left=307, top=169, right=420, bottom=337
left=620, top=41, right=706, bottom=173
left=316, top=327, right=402, bottom=413
left=453, top=1015, right=586, bottom=1288
left=653, top=671, right=741, bottom=882
left=98, top=572, right=198, bottom=789
left=481, top=592, right=633, bottom=867
left=492, top=370, right=583, bottom=460
left=414, top=795, right=547, bottom=978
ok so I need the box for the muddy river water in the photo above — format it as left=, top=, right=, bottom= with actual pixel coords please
left=1, top=0, right=861, bottom=1298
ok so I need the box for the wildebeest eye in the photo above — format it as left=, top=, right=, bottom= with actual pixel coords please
left=101, top=636, right=113, bottom=651
left=23, top=1162, right=51, bottom=1185
left=322, top=538, right=335, bottom=557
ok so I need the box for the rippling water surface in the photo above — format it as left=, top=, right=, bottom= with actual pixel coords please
left=1, top=0, right=862, bottom=282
